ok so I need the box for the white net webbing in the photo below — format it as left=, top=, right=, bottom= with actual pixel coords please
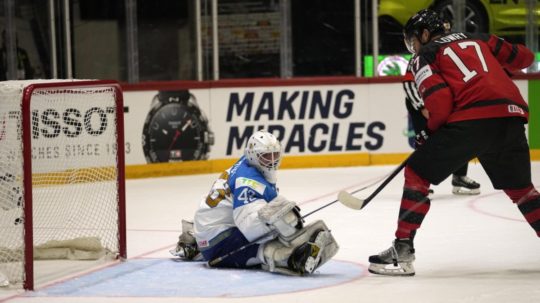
left=0, top=80, right=122, bottom=286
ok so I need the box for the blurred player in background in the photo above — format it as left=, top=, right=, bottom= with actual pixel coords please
left=370, top=9, right=540, bottom=276
left=171, top=130, right=339, bottom=276
left=0, top=31, right=35, bottom=80
left=403, top=19, right=481, bottom=196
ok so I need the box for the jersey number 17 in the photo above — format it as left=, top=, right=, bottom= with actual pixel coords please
left=443, top=41, right=489, bottom=83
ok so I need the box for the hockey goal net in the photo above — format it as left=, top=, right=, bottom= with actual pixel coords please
left=0, top=80, right=126, bottom=290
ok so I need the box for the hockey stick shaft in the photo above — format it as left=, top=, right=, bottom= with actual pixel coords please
left=300, top=200, right=338, bottom=218
left=207, top=232, right=273, bottom=267
left=338, top=156, right=409, bottom=210
left=302, top=170, right=404, bottom=217
left=361, top=158, right=408, bottom=206
left=301, top=184, right=374, bottom=218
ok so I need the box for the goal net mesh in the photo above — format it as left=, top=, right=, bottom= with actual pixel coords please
left=0, top=80, right=123, bottom=287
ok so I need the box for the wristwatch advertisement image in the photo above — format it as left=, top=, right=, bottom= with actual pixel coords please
left=142, top=90, right=214, bottom=163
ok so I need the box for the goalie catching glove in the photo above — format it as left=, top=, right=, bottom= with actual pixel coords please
left=258, top=195, right=303, bottom=238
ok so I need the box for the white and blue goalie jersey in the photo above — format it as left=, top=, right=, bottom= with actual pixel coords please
left=193, top=156, right=278, bottom=250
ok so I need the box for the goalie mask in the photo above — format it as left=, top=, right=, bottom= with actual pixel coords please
left=244, top=130, right=282, bottom=184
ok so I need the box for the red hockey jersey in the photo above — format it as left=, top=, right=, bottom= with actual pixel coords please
left=410, top=32, right=534, bottom=132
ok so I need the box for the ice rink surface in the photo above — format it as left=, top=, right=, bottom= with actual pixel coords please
left=1, top=161, right=539, bottom=303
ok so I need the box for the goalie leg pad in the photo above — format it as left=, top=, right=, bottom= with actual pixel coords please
left=287, top=229, right=331, bottom=275
left=260, top=220, right=339, bottom=275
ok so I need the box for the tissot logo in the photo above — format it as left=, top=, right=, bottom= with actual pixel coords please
left=2, top=106, right=116, bottom=140
left=34, top=107, right=116, bottom=138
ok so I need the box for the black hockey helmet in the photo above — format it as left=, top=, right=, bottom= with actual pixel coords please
left=403, top=9, right=445, bottom=53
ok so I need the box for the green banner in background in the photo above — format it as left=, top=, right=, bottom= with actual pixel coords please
left=529, top=80, right=540, bottom=149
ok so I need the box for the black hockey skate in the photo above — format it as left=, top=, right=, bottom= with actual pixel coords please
left=368, top=238, right=415, bottom=276
left=452, top=175, right=480, bottom=195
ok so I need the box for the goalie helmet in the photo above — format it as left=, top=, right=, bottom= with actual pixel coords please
left=244, top=130, right=282, bottom=184
left=403, top=9, right=445, bottom=54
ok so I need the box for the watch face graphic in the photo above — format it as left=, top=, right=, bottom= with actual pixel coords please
left=142, top=91, right=214, bottom=163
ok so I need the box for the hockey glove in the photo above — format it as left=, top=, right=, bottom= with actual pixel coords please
left=414, top=129, right=430, bottom=148
left=258, top=197, right=303, bottom=237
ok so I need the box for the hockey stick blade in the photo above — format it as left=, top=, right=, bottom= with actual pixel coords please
left=337, top=190, right=365, bottom=210
left=338, top=156, right=410, bottom=211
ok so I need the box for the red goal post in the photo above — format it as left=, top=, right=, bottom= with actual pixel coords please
left=0, top=80, right=126, bottom=290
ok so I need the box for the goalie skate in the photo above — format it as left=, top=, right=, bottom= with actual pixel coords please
left=170, top=220, right=203, bottom=261
left=452, top=175, right=480, bottom=195
left=368, top=238, right=415, bottom=276
left=169, top=247, right=202, bottom=260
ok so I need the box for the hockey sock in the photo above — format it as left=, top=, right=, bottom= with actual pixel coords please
left=395, top=166, right=431, bottom=239
left=453, top=163, right=468, bottom=177
left=504, top=185, right=540, bottom=237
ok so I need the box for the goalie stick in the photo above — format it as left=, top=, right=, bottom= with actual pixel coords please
left=338, top=157, right=409, bottom=210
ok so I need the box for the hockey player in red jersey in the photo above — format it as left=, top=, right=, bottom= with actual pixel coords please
left=403, top=57, right=481, bottom=195
left=369, top=9, right=540, bottom=276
